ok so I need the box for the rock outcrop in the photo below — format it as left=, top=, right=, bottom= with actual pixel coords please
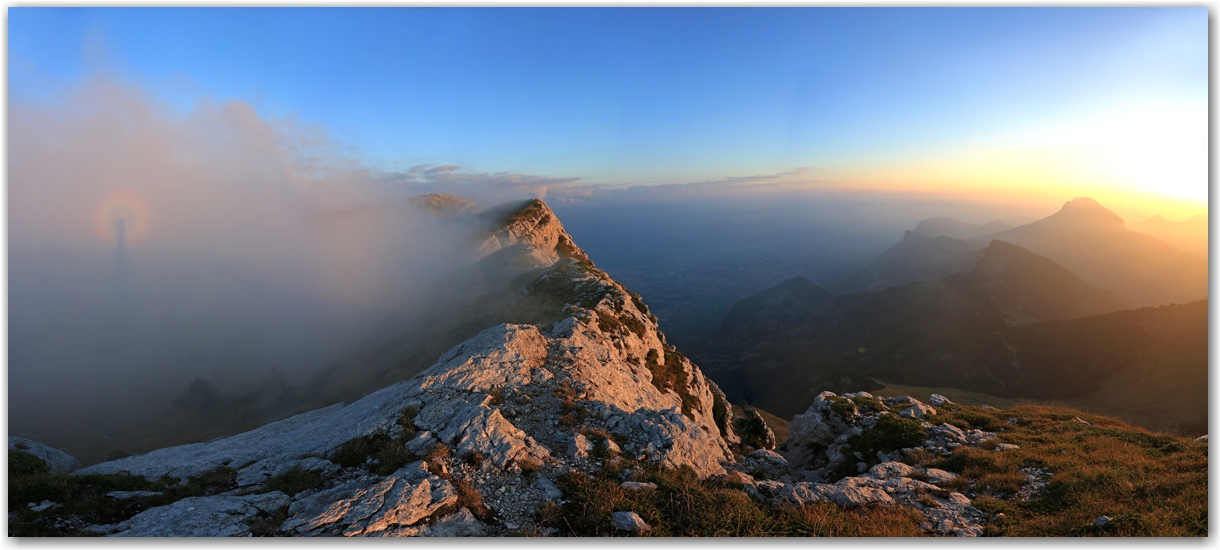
left=10, top=436, right=81, bottom=475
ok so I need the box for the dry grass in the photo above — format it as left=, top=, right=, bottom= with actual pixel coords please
left=539, top=463, right=924, bottom=537
left=927, top=403, right=1207, bottom=536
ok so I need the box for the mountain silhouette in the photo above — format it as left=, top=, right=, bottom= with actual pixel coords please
left=700, top=240, right=1125, bottom=419
left=1130, top=213, right=1208, bottom=259
left=835, top=231, right=983, bottom=294
left=973, top=197, right=1207, bottom=307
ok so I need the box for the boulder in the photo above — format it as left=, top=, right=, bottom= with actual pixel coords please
left=9, top=436, right=81, bottom=475
left=612, top=511, right=651, bottom=533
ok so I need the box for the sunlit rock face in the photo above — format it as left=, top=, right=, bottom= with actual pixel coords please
left=76, top=197, right=741, bottom=536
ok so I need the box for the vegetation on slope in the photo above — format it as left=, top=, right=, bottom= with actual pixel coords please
left=925, top=402, right=1207, bottom=536
left=540, top=401, right=1206, bottom=537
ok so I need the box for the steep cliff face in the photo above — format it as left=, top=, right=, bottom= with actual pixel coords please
left=74, top=197, right=740, bottom=536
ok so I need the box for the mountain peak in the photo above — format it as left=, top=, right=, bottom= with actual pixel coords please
left=408, top=193, right=483, bottom=216
left=475, top=198, right=589, bottom=269
left=1048, top=197, right=1124, bottom=226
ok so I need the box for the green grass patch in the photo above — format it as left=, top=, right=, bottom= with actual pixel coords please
left=831, top=415, right=926, bottom=480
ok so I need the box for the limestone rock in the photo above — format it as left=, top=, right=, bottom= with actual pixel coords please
left=421, top=508, right=487, bottom=537
left=900, top=403, right=937, bottom=419
left=778, top=479, right=894, bottom=509
left=10, top=436, right=81, bottom=475
left=620, top=481, right=658, bottom=492
left=923, top=468, right=958, bottom=484
left=111, top=492, right=289, bottom=537
left=612, top=511, right=651, bottom=533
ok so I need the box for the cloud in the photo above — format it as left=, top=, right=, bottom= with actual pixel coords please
left=6, top=74, right=496, bottom=411
left=382, top=163, right=584, bottom=204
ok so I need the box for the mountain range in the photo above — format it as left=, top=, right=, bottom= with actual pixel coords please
left=8, top=195, right=1207, bottom=537
left=836, top=197, right=1207, bottom=308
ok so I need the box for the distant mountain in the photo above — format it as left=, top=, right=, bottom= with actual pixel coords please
left=407, top=193, right=485, bottom=216
left=835, top=231, right=983, bottom=294
left=1130, top=213, right=1208, bottom=259
left=699, top=240, right=1124, bottom=418
left=914, top=216, right=1012, bottom=239
left=972, top=197, right=1207, bottom=308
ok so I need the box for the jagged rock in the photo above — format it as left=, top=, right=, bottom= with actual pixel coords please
left=620, top=481, right=657, bottom=492
left=783, top=392, right=859, bottom=473
left=900, top=403, right=937, bottom=419
left=569, top=434, right=593, bottom=460
left=924, top=468, right=958, bottom=484
left=476, top=199, right=589, bottom=269
left=111, top=492, right=289, bottom=537
left=778, top=479, right=895, bottom=509
left=779, top=392, right=1006, bottom=536
left=9, top=436, right=81, bottom=475
left=612, top=511, right=651, bottom=533
left=928, top=394, right=952, bottom=407
left=279, top=462, right=458, bottom=537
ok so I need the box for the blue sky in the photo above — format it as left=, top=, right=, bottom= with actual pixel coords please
left=8, top=8, right=1208, bottom=208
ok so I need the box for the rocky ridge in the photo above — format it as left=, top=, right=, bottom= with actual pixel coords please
left=70, top=198, right=741, bottom=536
left=31, top=198, right=1010, bottom=537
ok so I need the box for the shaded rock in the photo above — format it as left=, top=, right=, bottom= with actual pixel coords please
left=10, top=436, right=81, bottom=475
left=111, top=492, right=289, bottom=537
left=405, top=431, right=437, bottom=455
left=106, top=491, right=162, bottom=499
left=1094, top=515, right=1112, bottom=527
left=569, top=433, right=593, bottom=460
left=923, top=468, right=958, bottom=484
left=535, top=477, right=563, bottom=501
left=620, top=481, right=657, bottom=492
left=421, top=508, right=487, bottom=537
left=612, top=511, right=651, bottom=533
left=28, top=500, right=62, bottom=512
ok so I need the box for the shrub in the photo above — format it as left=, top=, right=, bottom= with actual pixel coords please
left=265, top=466, right=324, bottom=496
